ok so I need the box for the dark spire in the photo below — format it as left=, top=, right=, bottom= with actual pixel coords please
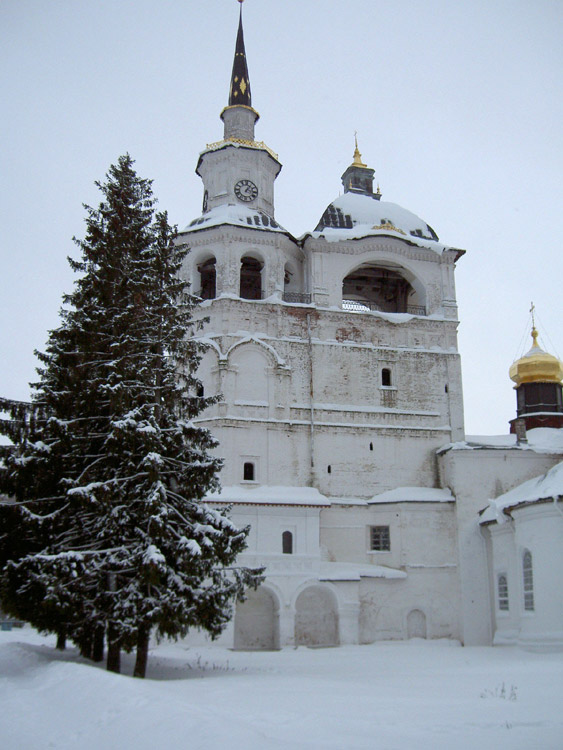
left=229, top=2, right=252, bottom=107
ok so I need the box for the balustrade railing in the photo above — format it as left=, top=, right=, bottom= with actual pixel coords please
left=342, top=299, right=426, bottom=315
left=282, top=292, right=312, bottom=304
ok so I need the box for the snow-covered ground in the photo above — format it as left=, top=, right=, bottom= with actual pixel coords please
left=1, top=627, right=562, bottom=749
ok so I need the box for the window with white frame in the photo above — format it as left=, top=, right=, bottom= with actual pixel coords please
left=522, top=550, right=534, bottom=611
left=370, top=525, right=390, bottom=551
left=497, top=573, right=509, bottom=611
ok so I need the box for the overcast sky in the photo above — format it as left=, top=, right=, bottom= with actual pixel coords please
left=1, top=0, right=562, bottom=435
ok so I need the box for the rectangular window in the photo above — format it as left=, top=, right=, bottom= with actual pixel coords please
left=497, top=574, right=509, bottom=611
left=243, top=462, right=255, bottom=481
left=370, top=526, right=390, bottom=551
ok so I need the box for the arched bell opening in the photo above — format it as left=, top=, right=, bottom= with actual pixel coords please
left=240, top=256, right=263, bottom=300
left=197, top=256, right=216, bottom=300
left=342, top=263, right=425, bottom=315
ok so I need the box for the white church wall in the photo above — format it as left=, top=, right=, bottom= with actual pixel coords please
left=313, top=429, right=443, bottom=498
left=438, top=447, right=562, bottom=645
left=488, top=522, right=520, bottom=645
left=227, top=505, right=322, bottom=558
left=358, top=568, right=459, bottom=642
left=487, top=502, right=563, bottom=652
left=305, top=236, right=457, bottom=315
left=512, top=504, right=563, bottom=651
left=196, top=145, right=280, bottom=218
left=320, top=502, right=457, bottom=569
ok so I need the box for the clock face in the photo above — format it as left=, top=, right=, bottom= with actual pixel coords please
left=234, top=179, right=258, bottom=203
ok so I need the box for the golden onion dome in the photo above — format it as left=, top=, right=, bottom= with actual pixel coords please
left=509, top=327, right=563, bottom=386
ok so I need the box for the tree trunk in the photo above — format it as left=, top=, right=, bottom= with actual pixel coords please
left=92, top=624, right=105, bottom=662
left=106, top=623, right=121, bottom=674
left=133, top=625, right=150, bottom=679
left=79, top=633, right=93, bottom=660
left=56, top=631, right=66, bottom=651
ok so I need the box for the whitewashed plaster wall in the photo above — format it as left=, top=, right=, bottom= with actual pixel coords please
left=358, top=569, right=459, bottom=642
left=320, top=501, right=460, bottom=641
left=320, top=502, right=457, bottom=566
left=181, top=226, right=304, bottom=299
left=487, top=503, right=563, bottom=651
left=196, top=144, right=281, bottom=218
left=487, top=523, right=520, bottom=645
left=510, top=504, right=563, bottom=650
left=438, top=447, right=562, bottom=645
left=303, top=235, right=459, bottom=318
left=192, top=294, right=464, bottom=492
left=227, top=504, right=323, bottom=558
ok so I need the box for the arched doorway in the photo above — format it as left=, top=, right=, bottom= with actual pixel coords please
left=234, top=588, right=278, bottom=650
left=294, top=586, right=339, bottom=647
left=407, top=609, right=427, bottom=639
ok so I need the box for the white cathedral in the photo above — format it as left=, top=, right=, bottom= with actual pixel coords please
left=179, top=5, right=563, bottom=652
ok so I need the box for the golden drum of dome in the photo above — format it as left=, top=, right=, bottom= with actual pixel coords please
left=509, top=329, right=563, bottom=386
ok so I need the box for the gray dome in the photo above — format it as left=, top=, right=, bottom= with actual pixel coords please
left=313, top=192, right=439, bottom=244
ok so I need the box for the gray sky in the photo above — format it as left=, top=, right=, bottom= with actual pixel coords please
left=1, top=0, right=562, bottom=435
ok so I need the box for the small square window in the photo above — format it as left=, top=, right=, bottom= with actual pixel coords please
left=370, top=525, right=390, bottom=551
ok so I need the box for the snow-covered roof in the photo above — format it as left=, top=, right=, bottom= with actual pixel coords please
left=369, top=486, right=455, bottom=504
left=182, top=204, right=290, bottom=235
left=318, top=560, right=406, bottom=581
left=480, top=460, right=563, bottom=524
left=438, top=427, right=563, bottom=455
left=308, top=192, right=452, bottom=253
left=206, top=485, right=329, bottom=507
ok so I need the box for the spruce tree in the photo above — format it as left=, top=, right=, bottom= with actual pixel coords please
left=0, top=155, right=261, bottom=676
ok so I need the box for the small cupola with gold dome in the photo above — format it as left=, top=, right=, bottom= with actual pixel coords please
left=509, top=306, right=563, bottom=432
left=340, top=135, right=380, bottom=199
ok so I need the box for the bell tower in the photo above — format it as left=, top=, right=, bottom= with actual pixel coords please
left=195, top=0, right=281, bottom=219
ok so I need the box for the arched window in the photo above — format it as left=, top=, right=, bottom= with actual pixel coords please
left=197, top=257, right=216, bottom=299
left=282, top=531, right=293, bottom=554
left=497, top=574, right=509, bottom=611
left=243, top=462, right=255, bottom=481
left=522, top=550, right=534, bottom=611
left=196, top=383, right=204, bottom=398
left=240, top=256, right=263, bottom=300
left=381, top=368, right=392, bottom=387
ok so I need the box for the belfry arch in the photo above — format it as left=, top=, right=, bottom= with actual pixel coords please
left=196, top=256, right=216, bottom=300
left=342, top=261, right=426, bottom=315
left=240, top=254, right=264, bottom=300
